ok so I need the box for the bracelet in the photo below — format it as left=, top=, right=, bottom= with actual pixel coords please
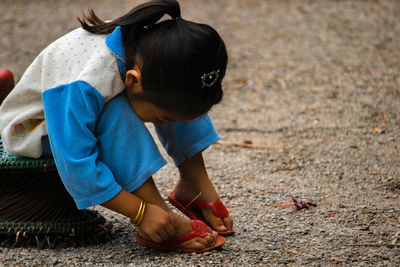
left=132, top=199, right=147, bottom=227
left=132, top=199, right=144, bottom=224
left=135, top=200, right=146, bottom=227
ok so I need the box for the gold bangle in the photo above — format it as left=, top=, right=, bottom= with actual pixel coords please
left=135, top=200, right=146, bottom=227
left=132, top=199, right=144, bottom=226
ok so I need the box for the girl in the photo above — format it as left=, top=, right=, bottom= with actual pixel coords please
left=0, top=0, right=234, bottom=252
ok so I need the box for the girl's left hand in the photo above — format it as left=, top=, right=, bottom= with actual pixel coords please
left=137, top=202, right=177, bottom=243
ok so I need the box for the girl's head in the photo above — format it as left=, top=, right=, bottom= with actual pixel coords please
left=79, top=0, right=228, bottom=118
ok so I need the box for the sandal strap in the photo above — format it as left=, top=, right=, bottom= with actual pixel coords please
left=182, top=199, right=229, bottom=218
left=161, top=220, right=208, bottom=245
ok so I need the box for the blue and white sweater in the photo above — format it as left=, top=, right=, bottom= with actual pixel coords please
left=0, top=27, right=130, bottom=209
left=0, top=27, right=127, bottom=158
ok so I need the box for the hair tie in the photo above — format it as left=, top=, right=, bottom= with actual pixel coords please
left=201, top=70, right=220, bottom=88
left=172, top=16, right=182, bottom=21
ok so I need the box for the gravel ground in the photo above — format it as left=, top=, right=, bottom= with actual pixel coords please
left=1, top=0, right=400, bottom=266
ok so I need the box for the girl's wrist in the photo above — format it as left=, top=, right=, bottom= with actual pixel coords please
left=101, top=190, right=145, bottom=224
left=131, top=198, right=147, bottom=227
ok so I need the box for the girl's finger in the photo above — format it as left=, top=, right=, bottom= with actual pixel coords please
left=157, top=229, right=169, bottom=241
left=137, top=228, right=150, bottom=240
left=169, top=215, right=178, bottom=228
left=148, top=231, right=162, bottom=243
left=165, top=222, right=176, bottom=237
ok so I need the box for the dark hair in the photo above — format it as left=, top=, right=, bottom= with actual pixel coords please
left=78, top=0, right=228, bottom=117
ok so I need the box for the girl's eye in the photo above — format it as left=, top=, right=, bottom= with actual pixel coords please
left=159, top=116, right=172, bottom=123
left=154, top=117, right=170, bottom=125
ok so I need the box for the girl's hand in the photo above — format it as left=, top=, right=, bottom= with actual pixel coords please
left=137, top=203, right=177, bottom=243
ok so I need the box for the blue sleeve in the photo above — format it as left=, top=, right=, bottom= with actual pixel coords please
left=94, top=93, right=167, bottom=194
left=42, top=81, right=122, bottom=209
left=154, top=114, right=220, bottom=166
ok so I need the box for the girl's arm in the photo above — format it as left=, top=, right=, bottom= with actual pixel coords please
left=154, top=114, right=220, bottom=167
left=43, top=82, right=176, bottom=242
left=101, top=189, right=142, bottom=220
left=43, top=81, right=122, bottom=209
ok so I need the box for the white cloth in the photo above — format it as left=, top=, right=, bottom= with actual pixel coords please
left=0, top=28, right=125, bottom=158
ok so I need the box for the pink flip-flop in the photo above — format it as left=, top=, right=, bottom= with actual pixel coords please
left=168, top=191, right=235, bottom=236
left=136, top=220, right=225, bottom=253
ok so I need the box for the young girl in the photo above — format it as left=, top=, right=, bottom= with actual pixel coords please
left=0, top=0, right=234, bottom=252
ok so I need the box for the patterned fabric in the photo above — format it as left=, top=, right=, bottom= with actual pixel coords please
left=0, top=27, right=125, bottom=158
left=0, top=140, right=55, bottom=170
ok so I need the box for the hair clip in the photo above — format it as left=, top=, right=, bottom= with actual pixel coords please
left=172, top=16, right=182, bottom=21
left=201, top=70, right=220, bottom=88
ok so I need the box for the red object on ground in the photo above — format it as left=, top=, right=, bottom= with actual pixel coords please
left=0, top=68, right=15, bottom=104
left=280, top=197, right=316, bottom=210
left=292, top=197, right=310, bottom=210
left=279, top=201, right=292, bottom=208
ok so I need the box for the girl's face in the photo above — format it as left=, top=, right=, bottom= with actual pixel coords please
left=125, top=65, right=196, bottom=125
left=130, top=99, right=196, bottom=126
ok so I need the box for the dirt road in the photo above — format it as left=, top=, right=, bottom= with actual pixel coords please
left=0, top=0, right=399, bottom=265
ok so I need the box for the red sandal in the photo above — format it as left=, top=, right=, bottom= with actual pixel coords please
left=136, top=220, right=225, bottom=253
left=168, top=191, right=235, bottom=236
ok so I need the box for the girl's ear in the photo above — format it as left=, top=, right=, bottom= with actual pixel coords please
left=125, top=65, right=143, bottom=93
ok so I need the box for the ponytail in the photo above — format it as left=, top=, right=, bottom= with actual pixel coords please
left=78, top=0, right=180, bottom=34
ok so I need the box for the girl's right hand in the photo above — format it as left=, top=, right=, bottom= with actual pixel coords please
left=137, top=203, right=177, bottom=243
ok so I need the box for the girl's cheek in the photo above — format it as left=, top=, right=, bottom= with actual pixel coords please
left=155, top=121, right=170, bottom=126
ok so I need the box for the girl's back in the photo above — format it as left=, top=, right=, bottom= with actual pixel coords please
left=0, top=27, right=125, bottom=158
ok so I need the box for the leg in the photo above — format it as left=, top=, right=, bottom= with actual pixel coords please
left=175, top=151, right=234, bottom=232
left=154, top=115, right=233, bottom=233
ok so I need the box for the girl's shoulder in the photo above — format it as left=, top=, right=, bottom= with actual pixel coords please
left=40, top=28, right=125, bottom=99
